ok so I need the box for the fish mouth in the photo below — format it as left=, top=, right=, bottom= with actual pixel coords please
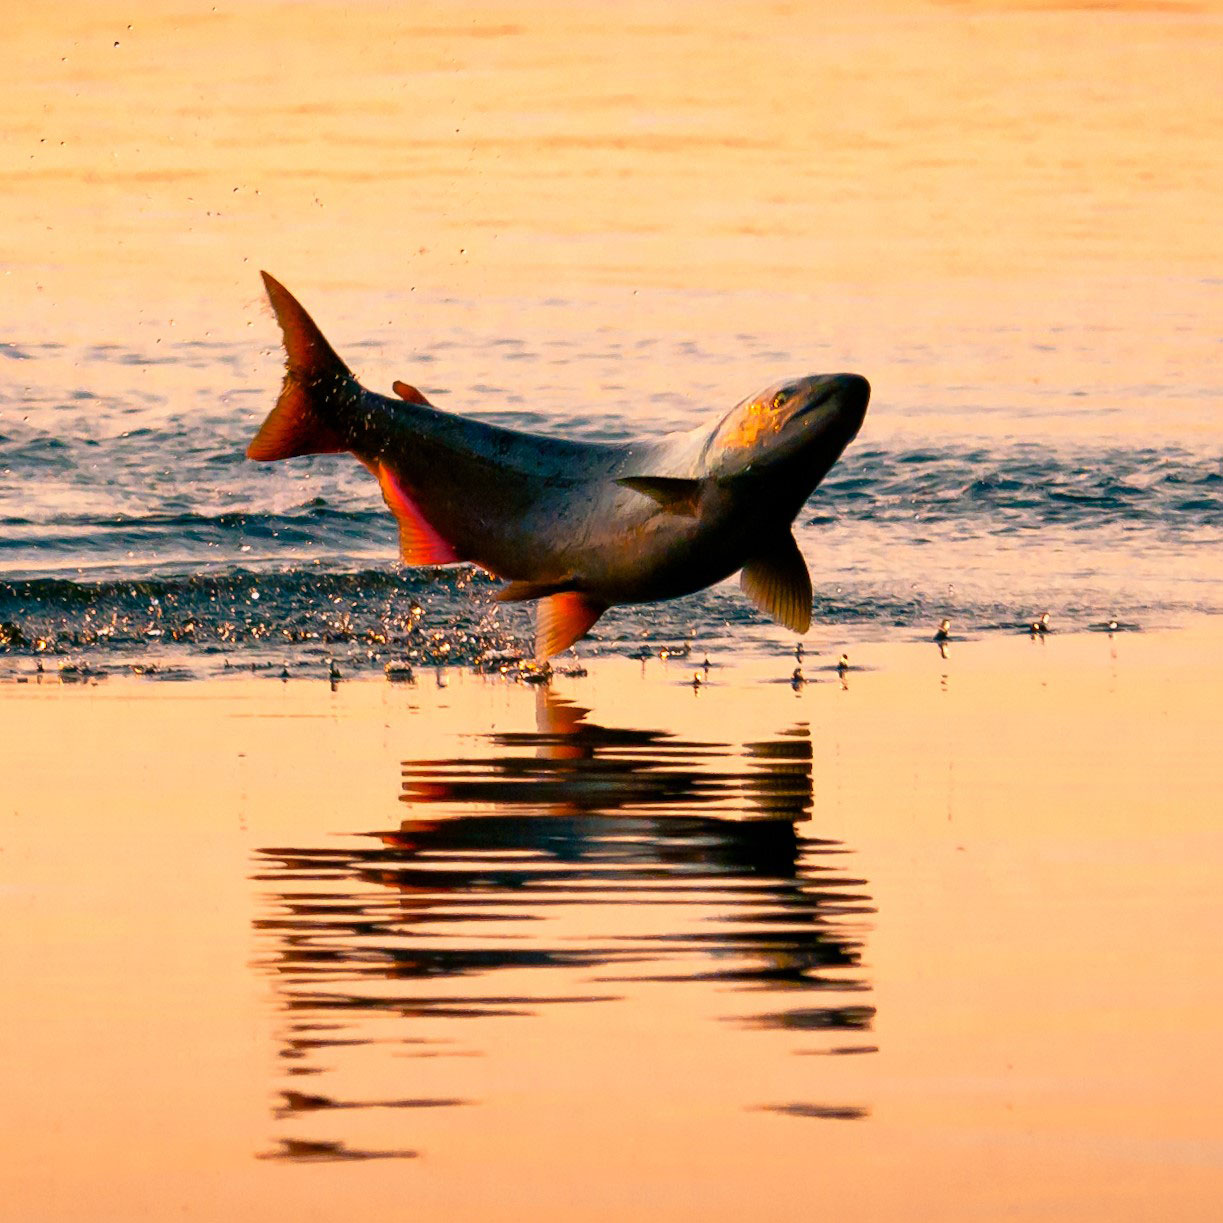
left=793, top=373, right=870, bottom=422
left=788, top=373, right=870, bottom=443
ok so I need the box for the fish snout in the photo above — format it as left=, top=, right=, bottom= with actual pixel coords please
left=796, top=372, right=870, bottom=435
left=819, top=372, right=870, bottom=418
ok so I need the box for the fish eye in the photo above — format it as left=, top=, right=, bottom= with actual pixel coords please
left=771, top=390, right=791, bottom=410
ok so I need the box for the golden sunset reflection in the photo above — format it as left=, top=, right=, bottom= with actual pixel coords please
left=3, top=629, right=1222, bottom=1217
left=3, top=0, right=1222, bottom=1217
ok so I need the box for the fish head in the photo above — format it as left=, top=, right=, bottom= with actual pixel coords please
left=705, top=373, right=870, bottom=486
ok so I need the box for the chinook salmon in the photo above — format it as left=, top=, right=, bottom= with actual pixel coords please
left=248, top=273, right=869, bottom=658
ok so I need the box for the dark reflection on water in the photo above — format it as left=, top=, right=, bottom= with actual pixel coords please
left=253, top=692, right=876, bottom=1159
left=256, top=1137, right=419, bottom=1164
left=755, top=1103, right=871, bottom=1121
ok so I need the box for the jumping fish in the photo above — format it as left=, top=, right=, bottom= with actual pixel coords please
left=247, top=273, right=869, bottom=658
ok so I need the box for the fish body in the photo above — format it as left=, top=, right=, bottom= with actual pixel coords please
left=248, top=273, right=869, bottom=657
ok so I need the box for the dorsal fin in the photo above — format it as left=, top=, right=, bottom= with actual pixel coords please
left=740, top=531, right=812, bottom=634
left=536, top=592, right=605, bottom=660
left=392, top=380, right=433, bottom=406
left=370, top=460, right=461, bottom=566
left=616, top=476, right=702, bottom=517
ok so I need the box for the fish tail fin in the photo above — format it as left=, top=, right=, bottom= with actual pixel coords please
left=247, top=272, right=355, bottom=461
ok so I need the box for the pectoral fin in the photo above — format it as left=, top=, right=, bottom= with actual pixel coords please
left=370, top=460, right=462, bottom=566
left=740, top=532, right=812, bottom=634
left=616, top=476, right=702, bottom=517
left=536, top=592, right=605, bottom=660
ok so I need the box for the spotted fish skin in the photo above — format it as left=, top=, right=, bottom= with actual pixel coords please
left=248, top=273, right=869, bottom=657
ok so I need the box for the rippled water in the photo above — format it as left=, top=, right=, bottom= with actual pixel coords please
left=3, top=293, right=1220, bottom=678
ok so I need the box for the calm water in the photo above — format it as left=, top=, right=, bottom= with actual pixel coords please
left=7, top=642, right=1223, bottom=1219
left=253, top=691, right=875, bottom=1163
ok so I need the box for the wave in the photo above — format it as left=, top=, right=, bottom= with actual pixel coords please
left=0, top=564, right=926, bottom=673
left=3, top=442, right=1218, bottom=572
left=1, top=438, right=1219, bottom=675
left=813, top=444, right=1223, bottom=533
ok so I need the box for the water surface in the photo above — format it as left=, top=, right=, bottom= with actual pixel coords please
left=254, top=691, right=875, bottom=1163
left=5, top=639, right=1223, bottom=1219
left=2, top=2, right=1222, bottom=1219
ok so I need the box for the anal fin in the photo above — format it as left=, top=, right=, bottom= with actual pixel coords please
left=536, top=592, right=605, bottom=660
left=371, top=460, right=461, bottom=566
left=496, top=579, right=571, bottom=603
left=740, top=531, right=812, bottom=634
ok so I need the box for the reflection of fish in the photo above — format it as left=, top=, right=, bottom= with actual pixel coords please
left=252, top=692, right=876, bottom=1156
left=248, top=274, right=870, bottom=657
left=396, top=690, right=815, bottom=824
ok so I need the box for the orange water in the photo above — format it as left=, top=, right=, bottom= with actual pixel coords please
left=5, top=1, right=1220, bottom=328
left=3, top=628, right=1223, bottom=1219
left=3, top=3, right=1222, bottom=1217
